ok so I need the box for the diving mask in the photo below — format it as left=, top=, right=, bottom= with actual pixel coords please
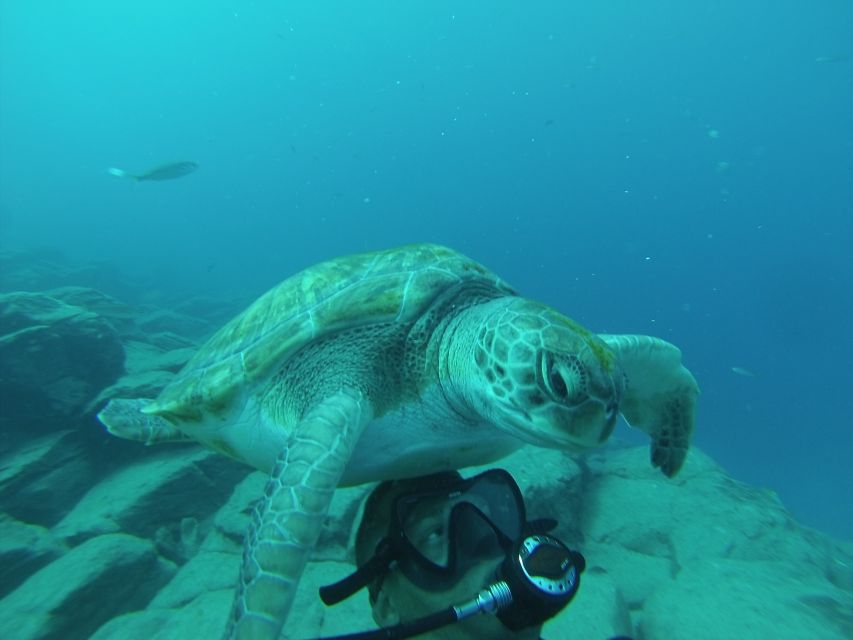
left=316, top=469, right=585, bottom=639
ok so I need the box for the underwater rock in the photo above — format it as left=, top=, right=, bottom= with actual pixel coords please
left=145, top=330, right=199, bottom=352
left=121, top=339, right=196, bottom=376
left=86, top=478, right=376, bottom=640
left=43, top=286, right=141, bottom=339
left=171, top=293, right=247, bottom=328
left=574, top=446, right=853, bottom=638
left=147, top=550, right=239, bottom=609
left=0, top=291, right=125, bottom=438
left=0, top=248, right=129, bottom=296
left=135, top=306, right=217, bottom=340
left=205, top=470, right=267, bottom=550
left=0, top=430, right=97, bottom=527
left=53, top=448, right=250, bottom=547
left=0, top=533, right=175, bottom=640
left=89, top=590, right=233, bottom=640
left=2, top=425, right=850, bottom=639
left=280, top=559, right=377, bottom=639
left=826, top=543, right=853, bottom=591
left=642, top=559, right=850, bottom=640
left=0, top=515, right=65, bottom=599
left=581, top=446, right=845, bottom=583
left=543, top=569, right=632, bottom=640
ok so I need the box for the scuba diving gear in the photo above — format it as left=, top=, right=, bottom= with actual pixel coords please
left=497, top=534, right=584, bottom=631
left=315, top=469, right=586, bottom=640
left=314, top=533, right=583, bottom=640
left=321, top=469, right=526, bottom=602
left=391, top=467, right=526, bottom=590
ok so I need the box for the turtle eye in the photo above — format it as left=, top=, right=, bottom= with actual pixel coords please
left=539, top=352, right=571, bottom=401
left=549, top=368, right=568, bottom=398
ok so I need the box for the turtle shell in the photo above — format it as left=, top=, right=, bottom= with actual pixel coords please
left=145, top=243, right=513, bottom=422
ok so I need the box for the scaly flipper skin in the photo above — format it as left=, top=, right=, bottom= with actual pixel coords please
left=98, top=398, right=195, bottom=445
left=598, top=334, right=699, bottom=476
left=224, top=388, right=374, bottom=640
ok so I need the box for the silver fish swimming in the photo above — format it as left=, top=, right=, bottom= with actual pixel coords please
left=108, top=161, right=198, bottom=182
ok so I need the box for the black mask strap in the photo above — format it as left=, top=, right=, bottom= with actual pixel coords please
left=320, top=538, right=394, bottom=605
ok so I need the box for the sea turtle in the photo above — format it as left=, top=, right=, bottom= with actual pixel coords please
left=98, top=243, right=699, bottom=640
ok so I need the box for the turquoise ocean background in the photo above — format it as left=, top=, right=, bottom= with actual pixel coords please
left=1, top=0, right=851, bottom=545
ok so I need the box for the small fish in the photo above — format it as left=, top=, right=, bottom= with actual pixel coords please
left=814, top=54, right=849, bottom=64
left=108, top=161, right=198, bottom=182
left=731, top=366, right=756, bottom=377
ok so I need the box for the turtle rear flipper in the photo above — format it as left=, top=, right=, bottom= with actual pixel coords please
left=98, top=398, right=193, bottom=445
left=599, top=334, right=699, bottom=477
left=226, top=387, right=373, bottom=640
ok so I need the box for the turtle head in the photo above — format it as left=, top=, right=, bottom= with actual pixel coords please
left=466, top=299, right=625, bottom=451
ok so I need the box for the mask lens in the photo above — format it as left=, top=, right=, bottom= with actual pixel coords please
left=393, top=469, right=526, bottom=588
left=450, top=503, right=506, bottom=570
left=397, top=500, right=452, bottom=565
left=461, top=472, right=524, bottom=541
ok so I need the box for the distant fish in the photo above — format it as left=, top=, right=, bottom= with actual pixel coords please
left=814, top=54, right=849, bottom=64
left=731, top=366, right=756, bottom=377
left=108, top=161, right=198, bottom=182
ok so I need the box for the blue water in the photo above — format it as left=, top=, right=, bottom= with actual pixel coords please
left=1, top=1, right=851, bottom=539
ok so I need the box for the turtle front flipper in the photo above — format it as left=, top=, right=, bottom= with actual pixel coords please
left=599, top=334, right=699, bottom=477
left=97, top=398, right=194, bottom=445
left=225, top=387, right=374, bottom=640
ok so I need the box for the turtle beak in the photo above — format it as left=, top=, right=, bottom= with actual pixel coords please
left=555, top=398, right=619, bottom=449
left=599, top=401, right=620, bottom=443
left=497, top=398, right=618, bottom=451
